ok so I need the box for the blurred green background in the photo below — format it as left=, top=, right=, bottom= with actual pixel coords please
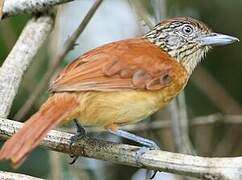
left=0, top=0, right=242, bottom=179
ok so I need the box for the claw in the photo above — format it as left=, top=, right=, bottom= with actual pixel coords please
left=69, top=156, right=78, bottom=165
left=69, top=120, right=86, bottom=165
left=149, top=170, right=158, bottom=179
left=135, top=146, right=149, bottom=165
left=135, top=146, right=160, bottom=179
left=108, top=129, right=160, bottom=179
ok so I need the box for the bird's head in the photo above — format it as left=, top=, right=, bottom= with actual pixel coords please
left=145, top=17, right=239, bottom=73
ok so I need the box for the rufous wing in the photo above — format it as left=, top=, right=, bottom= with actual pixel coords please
left=50, top=38, right=187, bottom=92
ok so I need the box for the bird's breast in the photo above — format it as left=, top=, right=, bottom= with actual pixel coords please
left=67, top=74, right=188, bottom=129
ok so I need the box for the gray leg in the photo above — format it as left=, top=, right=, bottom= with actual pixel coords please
left=108, top=129, right=159, bottom=149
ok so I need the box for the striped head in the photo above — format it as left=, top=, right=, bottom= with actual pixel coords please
left=145, top=17, right=239, bottom=74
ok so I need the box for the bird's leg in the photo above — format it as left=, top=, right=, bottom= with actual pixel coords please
left=69, top=119, right=86, bottom=164
left=108, top=129, right=159, bottom=179
left=73, top=119, right=86, bottom=136
left=108, top=129, right=159, bottom=149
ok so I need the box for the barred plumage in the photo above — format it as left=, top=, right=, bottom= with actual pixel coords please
left=144, top=17, right=212, bottom=73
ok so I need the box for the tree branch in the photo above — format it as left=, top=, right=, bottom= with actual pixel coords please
left=2, top=0, right=74, bottom=19
left=0, top=171, right=43, bottom=180
left=0, top=13, right=54, bottom=118
left=0, top=117, right=242, bottom=180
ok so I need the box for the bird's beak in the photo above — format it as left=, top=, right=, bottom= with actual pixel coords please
left=198, top=33, right=239, bottom=46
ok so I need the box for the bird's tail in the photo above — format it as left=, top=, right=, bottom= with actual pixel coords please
left=0, top=93, right=79, bottom=168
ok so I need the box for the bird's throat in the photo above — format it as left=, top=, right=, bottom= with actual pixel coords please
left=146, top=37, right=209, bottom=74
left=171, top=47, right=208, bottom=74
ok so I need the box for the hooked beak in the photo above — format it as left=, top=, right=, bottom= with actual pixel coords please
left=198, top=33, right=239, bottom=46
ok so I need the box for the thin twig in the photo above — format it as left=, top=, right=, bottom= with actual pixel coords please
left=2, top=0, right=74, bottom=19
left=0, top=13, right=54, bottom=118
left=150, top=0, right=166, bottom=22
left=169, top=93, right=196, bottom=155
left=129, top=0, right=155, bottom=29
left=14, top=0, right=103, bottom=120
left=170, top=93, right=197, bottom=180
left=0, top=118, right=242, bottom=180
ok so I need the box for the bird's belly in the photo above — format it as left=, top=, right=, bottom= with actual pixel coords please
left=70, top=83, right=185, bottom=129
left=77, top=91, right=164, bottom=127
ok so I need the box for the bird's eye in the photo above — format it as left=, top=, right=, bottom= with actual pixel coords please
left=182, top=25, right=194, bottom=35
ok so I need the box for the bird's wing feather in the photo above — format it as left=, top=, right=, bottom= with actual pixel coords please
left=50, top=38, right=187, bottom=92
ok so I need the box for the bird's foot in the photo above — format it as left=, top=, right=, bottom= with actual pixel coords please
left=135, top=140, right=160, bottom=179
left=69, top=120, right=86, bottom=165
left=108, top=129, right=160, bottom=179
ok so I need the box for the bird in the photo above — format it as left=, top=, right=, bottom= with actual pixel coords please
left=0, top=17, right=239, bottom=169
